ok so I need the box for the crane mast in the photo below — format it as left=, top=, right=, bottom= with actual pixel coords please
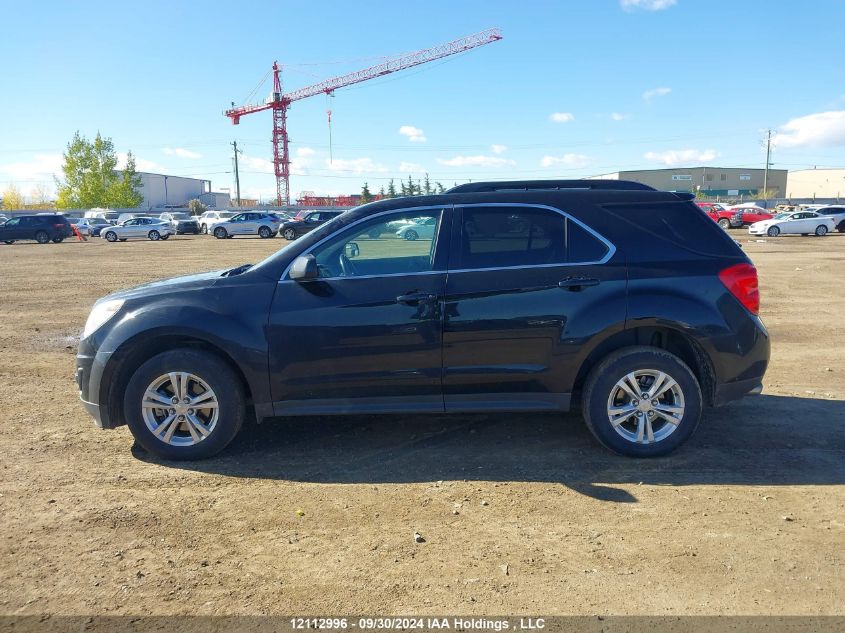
left=224, top=28, right=502, bottom=206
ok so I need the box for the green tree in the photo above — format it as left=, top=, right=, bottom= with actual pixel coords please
left=1, top=184, right=24, bottom=210
left=423, top=173, right=432, bottom=195
left=361, top=182, right=373, bottom=203
left=406, top=174, right=416, bottom=196
left=378, top=185, right=385, bottom=198
left=187, top=198, right=207, bottom=215
left=387, top=179, right=397, bottom=198
left=435, top=182, right=446, bottom=194
left=55, top=131, right=143, bottom=209
left=400, top=180, right=408, bottom=196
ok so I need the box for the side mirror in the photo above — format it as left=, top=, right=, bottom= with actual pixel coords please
left=344, top=242, right=360, bottom=259
left=289, top=254, right=319, bottom=282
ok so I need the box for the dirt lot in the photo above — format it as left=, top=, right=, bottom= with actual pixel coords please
left=1, top=232, right=843, bottom=616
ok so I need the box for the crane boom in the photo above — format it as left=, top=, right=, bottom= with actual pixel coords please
left=224, top=28, right=502, bottom=206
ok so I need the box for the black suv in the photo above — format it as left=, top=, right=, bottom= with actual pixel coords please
left=76, top=180, right=769, bottom=459
left=1, top=214, right=73, bottom=244
left=280, top=210, right=344, bottom=240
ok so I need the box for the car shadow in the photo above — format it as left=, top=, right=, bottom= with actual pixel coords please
left=134, top=394, right=845, bottom=500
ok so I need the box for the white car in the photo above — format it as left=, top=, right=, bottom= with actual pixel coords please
left=814, top=206, right=845, bottom=233
left=101, top=217, right=175, bottom=242
left=748, top=211, right=835, bottom=237
left=211, top=211, right=282, bottom=239
left=395, top=216, right=437, bottom=241
left=197, top=211, right=236, bottom=234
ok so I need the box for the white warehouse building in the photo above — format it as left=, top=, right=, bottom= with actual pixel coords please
left=135, top=172, right=230, bottom=209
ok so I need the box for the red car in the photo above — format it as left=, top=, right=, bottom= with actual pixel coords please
left=729, top=206, right=774, bottom=227
left=696, top=202, right=740, bottom=228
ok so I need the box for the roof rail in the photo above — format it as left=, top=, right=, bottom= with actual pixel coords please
left=445, top=179, right=657, bottom=194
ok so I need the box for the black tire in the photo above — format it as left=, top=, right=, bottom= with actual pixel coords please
left=148, top=230, right=161, bottom=241
left=368, top=228, right=383, bottom=239
left=119, top=238, right=127, bottom=242
left=201, top=224, right=208, bottom=234
left=258, top=226, right=272, bottom=238
left=837, top=222, right=845, bottom=233
left=815, top=225, right=828, bottom=236
left=123, top=349, right=245, bottom=460
left=3, top=240, right=14, bottom=244
left=214, top=227, right=227, bottom=239
left=403, top=229, right=419, bottom=241
left=35, top=230, right=50, bottom=244
left=104, top=231, right=118, bottom=242
left=581, top=346, right=703, bottom=458
left=718, top=218, right=731, bottom=229
left=283, top=228, right=296, bottom=240
left=767, top=226, right=780, bottom=237
left=160, top=234, right=170, bottom=240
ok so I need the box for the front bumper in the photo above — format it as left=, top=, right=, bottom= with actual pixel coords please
left=76, top=340, right=115, bottom=429
left=713, top=377, right=764, bottom=407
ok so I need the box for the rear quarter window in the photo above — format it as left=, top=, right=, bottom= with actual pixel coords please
left=602, top=201, right=742, bottom=258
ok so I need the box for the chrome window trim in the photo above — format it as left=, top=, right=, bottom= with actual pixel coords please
left=279, top=205, right=449, bottom=282
left=450, top=202, right=616, bottom=271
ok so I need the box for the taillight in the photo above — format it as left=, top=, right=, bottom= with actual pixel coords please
left=719, top=263, right=759, bottom=315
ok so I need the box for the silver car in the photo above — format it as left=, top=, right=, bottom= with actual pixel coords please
left=211, top=212, right=281, bottom=239
left=101, top=217, right=175, bottom=242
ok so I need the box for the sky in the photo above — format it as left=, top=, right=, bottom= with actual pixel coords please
left=1, top=0, right=844, bottom=203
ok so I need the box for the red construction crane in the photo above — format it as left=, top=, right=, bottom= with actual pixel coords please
left=224, top=28, right=503, bottom=206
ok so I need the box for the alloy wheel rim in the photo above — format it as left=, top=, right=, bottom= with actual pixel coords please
left=141, top=372, right=219, bottom=446
left=606, top=369, right=685, bottom=444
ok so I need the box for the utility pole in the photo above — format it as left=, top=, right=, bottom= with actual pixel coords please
left=763, top=129, right=772, bottom=201
left=231, top=141, right=242, bottom=207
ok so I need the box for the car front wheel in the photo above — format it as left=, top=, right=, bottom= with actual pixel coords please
left=403, top=229, right=419, bottom=241
left=581, top=346, right=703, bottom=457
left=283, top=228, right=296, bottom=240
left=104, top=231, right=118, bottom=242
left=767, top=226, right=780, bottom=237
left=124, top=349, right=245, bottom=460
left=214, top=227, right=227, bottom=239
left=718, top=218, right=731, bottom=229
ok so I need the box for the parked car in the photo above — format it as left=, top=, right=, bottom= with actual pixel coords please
left=1, top=214, right=73, bottom=244
left=814, top=206, right=845, bottom=233
left=197, top=211, right=237, bottom=234
left=76, top=179, right=769, bottom=460
left=728, top=206, right=774, bottom=227
left=85, top=218, right=115, bottom=237
left=395, top=216, right=438, bottom=240
left=696, top=202, right=741, bottom=228
left=67, top=217, right=91, bottom=236
left=279, top=210, right=344, bottom=240
left=748, top=211, right=836, bottom=237
left=211, top=212, right=282, bottom=239
left=160, top=212, right=200, bottom=235
left=101, top=217, right=175, bottom=242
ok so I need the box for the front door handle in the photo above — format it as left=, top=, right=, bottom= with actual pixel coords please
left=558, top=277, right=600, bottom=291
left=396, top=292, right=436, bottom=305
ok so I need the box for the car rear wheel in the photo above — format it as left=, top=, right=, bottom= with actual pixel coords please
left=718, top=218, right=731, bottom=229
left=581, top=346, right=703, bottom=457
left=815, top=225, right=828, bottom=236
left=104, top=231, right=118, bottom=242
left=201, top=224, right=208, bottom=234
left=124, top=349, right=245, bottom=460
left=403, top=229, right=419, bottom=241
left=214, top=227, right=228, bottom=239
left=35, top=230, right=50, bottom=244
left=767, top=226, right=780, bottom=237
left=283, top=228, right=296, bottom=240
left=258, top=226, right=272, bottom=238
left=160, top=234, right=170, bottom=240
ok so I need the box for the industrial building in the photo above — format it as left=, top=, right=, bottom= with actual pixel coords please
left=135, top=172, right=230, bottom=209
left=785, top=169, right=845, bottom=200
left=588, top=167, right=788, bottom=198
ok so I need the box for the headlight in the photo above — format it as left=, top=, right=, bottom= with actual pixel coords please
left=83, top=299, right=125, bottom=338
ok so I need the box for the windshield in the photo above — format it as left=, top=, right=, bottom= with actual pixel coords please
left=774, top=213, right=791, bottom=220
left=169, top=213, right=191, bottom=220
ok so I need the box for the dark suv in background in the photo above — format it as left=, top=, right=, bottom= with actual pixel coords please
left=280, top=210, right=344, bottom=240
left=1, top=214, right=73, bottom=244
left=76, top=180, right=769, bottom=460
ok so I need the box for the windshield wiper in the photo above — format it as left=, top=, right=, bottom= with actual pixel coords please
left=223, top=264, right=252, bottom=277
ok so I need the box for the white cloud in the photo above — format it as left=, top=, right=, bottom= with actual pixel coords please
left=399, top=125, right=426, bottom=142
left=772, top=111, right=845, bottom=149
left=621, top=0, right=677, bottom=11
left=240, top=154, right=274, bottom=172
left=610, top=112, right=630, bottom=121
left=540, top=154, right=591, bottom=168
left=325, top=157, right=388, bottom=174
left=296, top=147, right=316, bottom=157
left=116, top=152, right=166, bottom=173
left=162, top=147, right=202, bottom=159
left=549, top=112, right=574, bottom=123
left=491, top=144, right=507, bottom=154
left=644, top=148, right=717, bottom=166
left=643, top=86, right=672, bottom=101
left=437, top=155, right=516, bottom=168
left=0, top=153, right=63, bottom=181
left=291, top=147, right=316, bottom=173
left=399, top=161, right=426, bottom=174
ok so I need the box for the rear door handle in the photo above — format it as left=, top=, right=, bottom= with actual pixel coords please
left=558, top=277, right=600, bottom=291
left=396, top=292, right=436, bottom=305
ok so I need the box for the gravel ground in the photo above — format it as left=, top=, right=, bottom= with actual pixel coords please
left=0, top=232, right=843, bottom=616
